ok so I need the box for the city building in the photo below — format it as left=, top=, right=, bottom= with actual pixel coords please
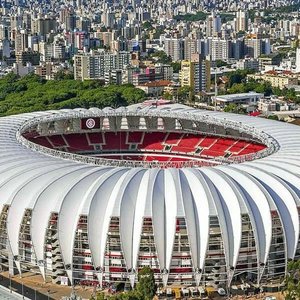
left=180, top=54, right=211, bottom=94
left=248, top=71, right=299, bottom=89
left=236, top=58, right=259, bottom=71
left=214, top=92, right=264, bottom=108
left=164, top=37, right=184, bottom=61
left=211, top=38, right=230, bottom=61
left=136, top=80, right=172, bottom=95
left=74, top=51, right=131, bottom=80
left=16, top=50, right=40, bottom=66
left=258, top=53, right=281, bottom=71
left=295, top=47, right=300, bottom=73
left=235, top=11, right=248, bottom=32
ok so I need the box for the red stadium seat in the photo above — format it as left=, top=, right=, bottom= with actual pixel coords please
left=47, top=135, right=67, bottom=148
left=127, top=132, right=144, bottom=144
left=26, top=131, right=266, bottom=161
left=87, top=132, right=104, bottom=144
left=140, top=132, right=166, bottom=151
left=199, top=137, right=217, bottom=148
left=64, top=133, right=94, bottom=152
left=102, top=132, right=128, bottom=150
left=164, top=132, right=183, bottom=145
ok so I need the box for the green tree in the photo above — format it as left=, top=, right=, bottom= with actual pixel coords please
left=170, top=62, right=181, bottom=73
left=136, top=267, right=156, bottom=300
left=151, top=50, right=172, bottom=63
left=178, top=86, right=193, bottom=102
left=283, top=260, right=300, bottom=300
left=254, top=82, right=272, bottom=96
left=153, top=27, right=165, bottom=39
left=224, top=103, right=238, bottom=113
left=174, top=11, right=207, bottom=22
left=215, top=60, right=228, bottom=68
left=93, top=292, right=105, bottom=300
left=142, top=21, right=153, bottom=30
left=268, top=115, right=279, bottom=120
left=226, top=69, right=255, bottom=88
left=0, top=75, right=146, bottom=116
left=162, top=91, right=173, bottom=100
left=54, top=70, right=74, bottom=80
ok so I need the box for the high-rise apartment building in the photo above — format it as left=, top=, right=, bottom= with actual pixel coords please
left=206, top=12, right=221, bottom=37
left=184, top=37, right=198, bottom=60
left=295, top=48, right=300, bottom=72
left=15, top=29, right=28, bottom=53
left=102, top=12, right=116, bottom=29
left=60, top=8, right=76, bottom=31
left=31, top=16, right=57, bottom=36
left=74, top=51, right=131, bottom=80
left=180, top=54, right=211, bottom=94
left=235, top=10, right=248, bottom=32
left=164, top=37, right=184, bottom=61
left=211, top=38, right=230, bottom=61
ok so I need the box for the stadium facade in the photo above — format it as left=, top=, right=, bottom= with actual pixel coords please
left=0, top=103, right=299, bottom=290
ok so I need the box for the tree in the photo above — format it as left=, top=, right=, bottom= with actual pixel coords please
left=178, top=86, right=193, bottom=102
left=283, top=260, right=300, bottom=300
left=151, top=50, right=172, bottom=64
left=142, top=21, right=153, bottom=30
left=93, top=292, right=105, bottom=300
left=215, top=60, right=228, bottom=68
left=174, top=11, right=207, bottom=22
left=226, top=69, right=255, bottom=88
left=92, top=288, right=141, bottom=300
left=0, top=75, right=146, bottom=117
left=224, top=103, right=238, bottom=113
left=170, top=62, right=181, bottom=73
left=136, top=267, right=156, bottom=300
left=162, top=91, right=173, bottom=100
left=268, top=115, right=279, bottom=120
left=54, top=70, right=74, bottom=80
left=254, top=82, right=272, bottom=96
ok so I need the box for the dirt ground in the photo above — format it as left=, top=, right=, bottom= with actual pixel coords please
left=0, top=271, right=286, bottom=300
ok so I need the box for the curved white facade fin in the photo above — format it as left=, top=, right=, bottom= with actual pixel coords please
left=218, top=166, right=273, bottom=282
left=31, top=166, right=92, bottom=270
left=152, top=170, right=177, bottom=276
left=57, top=168, right=110, bottom=283
left=180, top=169, right=209, bottom=274
left=7, top=164, right=74, bottom=260
left=201, top=169, right=242, bottom=271
left=237, top=164, right=299, bottom=260
left=88, top=169, right=129, bottom=270
left=119, top=170, right=148, bottom=271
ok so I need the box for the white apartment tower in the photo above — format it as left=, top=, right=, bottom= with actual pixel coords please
left=235, top=10, right=248, bottom=32
left=164, top=37, right=184, bottom=61
left=74, top=51, right=131, bottom=80
left=296, top=48, right=300, bottom=72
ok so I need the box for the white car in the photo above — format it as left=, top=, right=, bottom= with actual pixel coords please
left=217, top=288, right=226, bottom=296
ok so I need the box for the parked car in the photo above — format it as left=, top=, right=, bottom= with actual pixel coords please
left=217, top=288, right=226, bottom=296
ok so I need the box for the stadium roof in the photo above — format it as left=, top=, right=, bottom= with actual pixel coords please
left=1, top=104, right=300, bottom=285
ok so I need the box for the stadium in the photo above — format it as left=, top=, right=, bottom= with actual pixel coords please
left=0, top=102, right=299, bottom=293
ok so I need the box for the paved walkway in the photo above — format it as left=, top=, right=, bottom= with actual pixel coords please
left=0, top=285, right=30, bottom=299
left=0, top=272, right=93, bottom=299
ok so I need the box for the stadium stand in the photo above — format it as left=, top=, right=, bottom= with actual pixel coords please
left=26, top=131, right=266, bottom=160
